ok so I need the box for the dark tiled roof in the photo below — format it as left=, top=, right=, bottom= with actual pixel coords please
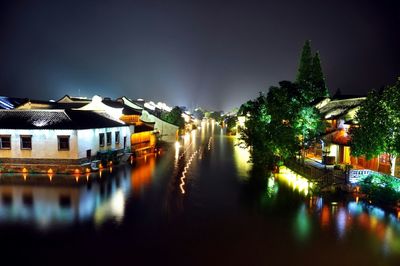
left=318, top=97, right=365, bottom=119
left=0, top=110, right=126, bottom=129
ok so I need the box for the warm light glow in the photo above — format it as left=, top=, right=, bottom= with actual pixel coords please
left=47, top=168, right=53, bottom=174
left=275, top=166, right=312, bottom=196
left=22, top=167, right=28, bottom=173
left=74, top=169, right=80, bottom=174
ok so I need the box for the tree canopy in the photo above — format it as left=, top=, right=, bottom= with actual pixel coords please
left=161, top=106, right=185, bottom=129
left=296, top=40, right=329, bottom=102
left=351, top=79, right=400, bottom=167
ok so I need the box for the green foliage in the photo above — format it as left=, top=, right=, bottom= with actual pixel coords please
left=239, top=81, right=324, bottom=168
left=359, top=173, right=400, bottom=205
left=296, top=41, right=329, bottom=102
left=296, top=40, right=313, bottom=85
left=161, top=106, right=185, bottom=128
left=225, top=115, right=238, bottom=133
left=351, top=79, right=400, bottom=165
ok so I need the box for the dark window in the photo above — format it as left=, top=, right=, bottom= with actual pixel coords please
left=115, top=131, right=120, bottom=144
left=58, top=136, right=70, bottom=150
left=86, top=149, right=91, bottom=159
left=106, top=132, right=112, bottom=145
left=0, top=136, right=11, bottom=149
left=20, top=136, right=32, bottom=150
left=99, top=133, right=105, bottom=147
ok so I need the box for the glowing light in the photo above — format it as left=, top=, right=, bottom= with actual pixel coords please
left=22, top=168, right=28, bottom=173
left=23, top=174, right=27, bottom=181
left=275, top=166, right=312, bottom=196
left=47, top=168, right=53, bottom=174
left=85, top=168, right=91, bottom=173
left=179, top=150, right=198, bottom=194
left=74, top=169, right=80, bottom=174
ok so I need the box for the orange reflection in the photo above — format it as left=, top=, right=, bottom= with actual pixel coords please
left=321, top=205, right=330, bottom=228
left=131, top=155, right=155, bottom=196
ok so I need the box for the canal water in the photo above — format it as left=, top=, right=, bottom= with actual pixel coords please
left=0, top=121, right=400, bottom=265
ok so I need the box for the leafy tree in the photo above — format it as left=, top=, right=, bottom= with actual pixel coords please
left=161, top=106, right=185, bottom=129
left=351, top=79, right=400, bottom=175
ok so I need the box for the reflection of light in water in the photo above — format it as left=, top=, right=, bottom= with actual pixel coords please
left=94, top=189, right=125, bottom=225
left=184, top=132, right=190, bottom=145
left=348, top=201, right=362, bottom=215
left=175, top=141, right=180, bottom=162
left=131, top=156, right=155, bottom=196
left=337, top=207, right=347, bottom=238
left=191, top=130, right=196, bottom=146
left=370, top=207, right=385, bottom=220
left=294, top=204, right=311, bottom=241
left=275, top=166, right=312, bottom=196
left=179, top=150, right=198, bottom=194
left=266, top=176, right=278, bottom=198
left=232, top=140, right=251, bottom=180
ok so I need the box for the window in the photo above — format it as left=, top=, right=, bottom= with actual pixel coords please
left=106, top=132, right=112, bottom=146
left=20, top=135, right=32, bottom=150
left=58, top=136, right=70, bottom=151
left=0, top=135, right=11, bottom=149
left=115, top=131, right=120, bottom=144
left=99, top=133, right=105, bottom=147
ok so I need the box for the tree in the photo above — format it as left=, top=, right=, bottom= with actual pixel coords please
left=310, top=52, right=329, bottom=98
left=296, top=41, right=329, bottom=102
left=161, top=106, right=185, bottom=129
left=296, top=40, right=313, bottom=85
left=351, top=79, right=400, bottom=175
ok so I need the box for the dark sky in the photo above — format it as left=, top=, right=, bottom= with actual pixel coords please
left=0, top=0, right=399, bottom=111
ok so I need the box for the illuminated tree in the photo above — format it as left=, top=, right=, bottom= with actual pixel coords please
left=351, top=79, right=400, bottom=175
left=161, top=106, right=185, bottom=129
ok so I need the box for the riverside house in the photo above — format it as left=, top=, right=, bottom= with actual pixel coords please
left=0, top=109, right=132, bottom=174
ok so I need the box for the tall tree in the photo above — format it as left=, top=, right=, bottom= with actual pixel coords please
left=296, top=40, right=313, bottom=85
left=311, top=52, right=329, bottom=98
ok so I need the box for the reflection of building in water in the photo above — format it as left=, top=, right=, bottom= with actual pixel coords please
left=0, top=172, right=131, bottom=229
left=131, top=156, right=156, bottom=196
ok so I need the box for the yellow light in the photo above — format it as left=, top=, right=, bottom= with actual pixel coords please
left=47, top=168, right=53, bottom=174
left=85, top=168, right=91, bottom=173
left=22, top=167, right=28, bottom=173
left=74, top=169, right=80, bottom=174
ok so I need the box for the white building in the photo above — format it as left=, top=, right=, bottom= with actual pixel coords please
left=0, top=109, right=132, bottom=174
left=118, top=97, right=179, bottom=142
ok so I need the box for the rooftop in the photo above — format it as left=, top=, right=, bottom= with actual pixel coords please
left=0, top=109, right=126, bottom=130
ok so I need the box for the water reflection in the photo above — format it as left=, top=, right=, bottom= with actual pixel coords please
left=0, top=158, right=156, bottom=229
left=275, top=163, right=400, bottom=255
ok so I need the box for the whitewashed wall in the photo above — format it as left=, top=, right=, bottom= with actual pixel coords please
left=141, top=110, right=178, bottom=142
left=76, top=126, right=132, bottom=158
left=0, top=126, right=132, bottom=160
left=0, top=129, right=79, bottom=159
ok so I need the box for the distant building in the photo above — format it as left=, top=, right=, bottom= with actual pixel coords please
left=0, top=109, right=132, bottom=174
left=118, top=97, right=179, bottom=143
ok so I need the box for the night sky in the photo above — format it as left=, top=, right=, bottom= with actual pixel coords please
left=0, top=0, right=399, bottom=111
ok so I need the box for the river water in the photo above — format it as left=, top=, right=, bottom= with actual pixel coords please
left=0, top=121, right=400, bottom=265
